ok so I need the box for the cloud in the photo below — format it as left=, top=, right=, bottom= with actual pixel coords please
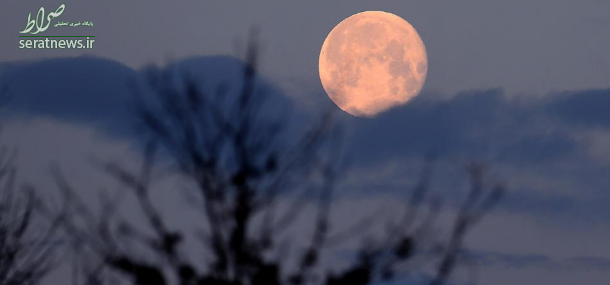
left=346, top=88, right=584, bottom=164
left=463, top=250, right=610, bottom=272
left=2, top=56, right=610, bottom=284
left=0, top=55, right=294, bottom=138
left=3, top=56, right=610, bottom=222
left=547, top=89, right=610, bottom=128
left=337, top=87, right=610, bottom=218
left=0, top=56, right=137, bottom=136
left=4, top=56, right=607, bottom=172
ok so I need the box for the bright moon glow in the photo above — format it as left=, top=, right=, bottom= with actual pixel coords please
left=319, top=11, right=428, bottom=117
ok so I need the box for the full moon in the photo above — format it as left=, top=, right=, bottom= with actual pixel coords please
left=319, top=11, right=428, bottom=117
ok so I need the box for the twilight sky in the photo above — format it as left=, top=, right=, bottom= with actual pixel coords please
left=1, top=1, right=610, bottom=284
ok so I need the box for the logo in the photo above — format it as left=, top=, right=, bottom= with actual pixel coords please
left=18, top=4, right=96, bottom=49
left=19, top=4, right=66, bottom=35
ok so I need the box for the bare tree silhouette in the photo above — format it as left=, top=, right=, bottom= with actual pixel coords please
left=0, top=88, right=61, bottom=285
left=54, top=35, right=503, bottom=285
left=0, top=151, right=59, bottom=285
